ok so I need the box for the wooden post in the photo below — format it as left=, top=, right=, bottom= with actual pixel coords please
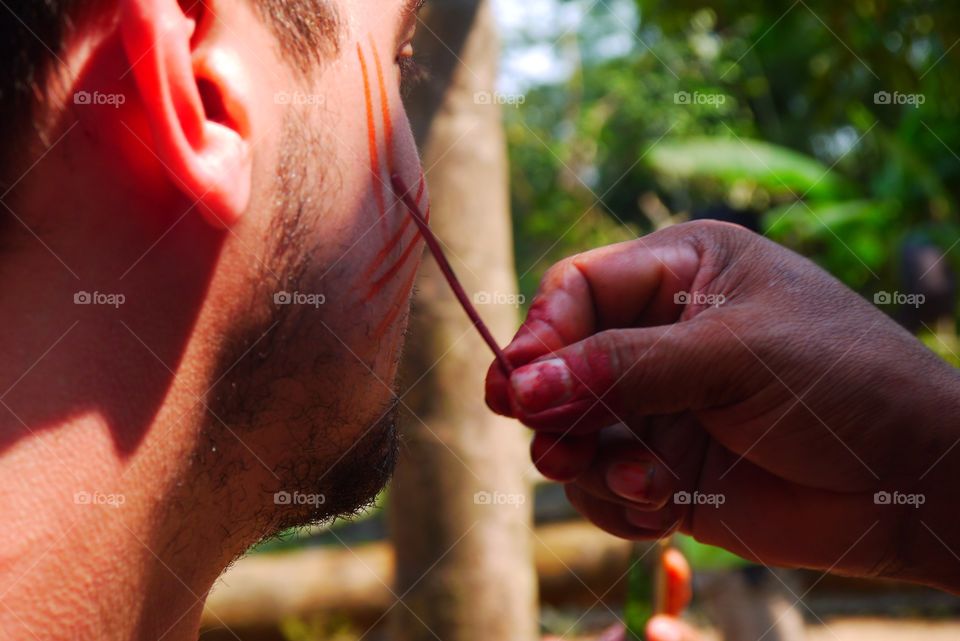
left=387, top=0, right=540, bottom=639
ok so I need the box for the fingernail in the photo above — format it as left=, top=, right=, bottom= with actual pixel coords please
left=607, top=461, right=655, bottom=502
left=647, top=616, right=683, bottom=641
left=510, top=358, right=574, bottom=414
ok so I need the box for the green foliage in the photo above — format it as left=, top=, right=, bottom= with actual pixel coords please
left=624, top=544, right=656, bottom=641
left=503, top=0, right=960, bottom=576
left=647, top=137, right=855, bottom=201
left=506, top=0, right=960, bottom=319
left=675, top=534, right=749, bottom=571
left=280, top=613, right=357, bottom=641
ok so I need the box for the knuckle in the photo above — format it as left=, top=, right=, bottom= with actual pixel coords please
left=580, top=329, right=630, bottom=391
left=687, top=220, right=756, bottom=269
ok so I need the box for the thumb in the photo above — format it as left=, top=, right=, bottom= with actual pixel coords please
left=507, top=319, right=747, bottom=432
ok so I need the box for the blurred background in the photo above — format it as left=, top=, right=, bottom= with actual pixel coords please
left=200, top=1, right=960, bottom=639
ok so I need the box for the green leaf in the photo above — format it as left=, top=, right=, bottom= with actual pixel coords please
left=676, top=535, right=751, bottom=570
left=763, top=199, right=898, bottom=242
left=647, top=137, right=855, bottom=200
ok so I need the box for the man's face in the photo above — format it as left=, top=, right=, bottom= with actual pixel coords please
left=193, top=0, right=427, bottom=528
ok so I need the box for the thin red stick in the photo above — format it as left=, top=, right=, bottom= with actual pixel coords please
left=390, top=174, right=513, bottom=375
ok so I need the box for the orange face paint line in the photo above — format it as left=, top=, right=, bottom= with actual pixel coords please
left=352, top=42, right=429, bottom=323
left=390, top=173, right=512, bottom=373
left=362, top=207, right=427, bottom=294
left=365, top=218, right=413, bottom=278
left=364, top=230, right=422, bottom=300
left=373, top=265, right=421, bottom=337
left=365, top=183, right=428, bottom=325
left=415, top=173, right=426, bottom=203
left=357, top=44, right=386, bottom=221
left=369, top=37, right=395, bottom=171
left=362, top=173, right=427, bottom=281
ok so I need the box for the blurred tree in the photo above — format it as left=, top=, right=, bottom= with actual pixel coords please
left=388, top=1, right=539, bottom=640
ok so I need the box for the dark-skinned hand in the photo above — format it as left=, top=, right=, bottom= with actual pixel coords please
left=487, top=221, right=960, bottom=593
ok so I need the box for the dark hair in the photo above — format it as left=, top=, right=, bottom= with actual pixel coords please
left=0, top=0, right=340, bottom=176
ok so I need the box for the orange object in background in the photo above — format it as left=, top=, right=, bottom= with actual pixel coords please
left=662, top=547, right=692, bottom=617
left=549, top=546, right=694, bottom=641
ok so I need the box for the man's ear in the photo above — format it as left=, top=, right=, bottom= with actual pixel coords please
left=121, top=0, right=252, bottom=228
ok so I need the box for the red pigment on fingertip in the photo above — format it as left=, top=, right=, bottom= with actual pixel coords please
left=530, top=433, right=585, bottom=481
left=511, top=359, right=574, bottom=414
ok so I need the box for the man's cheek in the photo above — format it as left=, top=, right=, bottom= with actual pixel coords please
left=335, top=39, right=425, bottom=343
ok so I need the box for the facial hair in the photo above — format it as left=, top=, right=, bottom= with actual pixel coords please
left=203, top=111, right=401, bottom=534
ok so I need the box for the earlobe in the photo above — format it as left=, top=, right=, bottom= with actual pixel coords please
left=121, top=0, right=252, bottom=228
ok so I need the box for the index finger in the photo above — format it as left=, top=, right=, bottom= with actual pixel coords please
left=486, top=236, right=700, bottom=416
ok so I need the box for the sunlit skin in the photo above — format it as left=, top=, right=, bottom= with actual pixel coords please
left=356, top=38, right=428, bottom=317
left=0, top=0, right=426, bottom=639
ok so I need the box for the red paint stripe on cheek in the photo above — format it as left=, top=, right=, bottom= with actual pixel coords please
left=363, top=181, right=428, bottom=280
left=369, top=37, right=395, bottom=172
left=364, top=229, right=422, bottom=300
left=373, top=265, right=420, bottom=337
left=366, top=219, right=413, bottom=278
left=357, top=45, right=386, bottom=220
